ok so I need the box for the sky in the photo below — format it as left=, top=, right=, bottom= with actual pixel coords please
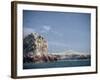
left=23, top=10, right=91, bottom=54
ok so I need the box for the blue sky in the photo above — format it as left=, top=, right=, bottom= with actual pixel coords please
left=23, top=10, right=91, bottom=54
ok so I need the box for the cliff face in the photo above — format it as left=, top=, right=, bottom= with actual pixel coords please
left=23, top=33, right=58, bottom=63
left=23, top=32, right=48, bottom=56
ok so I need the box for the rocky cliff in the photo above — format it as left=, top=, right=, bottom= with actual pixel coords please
left=23, top=32, right=58, bottom=63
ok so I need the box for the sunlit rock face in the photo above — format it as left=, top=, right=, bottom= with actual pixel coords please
left=34, top=33, right=48, bottom=56
left=23, top=32, right=50, bottom=63
left=23, top=32, right=48, bottom=57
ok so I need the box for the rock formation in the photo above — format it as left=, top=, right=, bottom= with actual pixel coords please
left=23, top=32, right=89, bottom=64
left=23, top=32, right=58, bottom=63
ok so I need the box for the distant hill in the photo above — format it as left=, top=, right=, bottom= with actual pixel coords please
left=51, top=50, right=90, bottom=56
left=51, top=50, right=90, bottom=60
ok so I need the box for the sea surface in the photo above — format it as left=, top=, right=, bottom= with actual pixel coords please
left=23, top=59, right=90, bottom=69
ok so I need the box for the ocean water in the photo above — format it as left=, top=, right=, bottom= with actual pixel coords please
left=23, top=59, right=90, bottom=69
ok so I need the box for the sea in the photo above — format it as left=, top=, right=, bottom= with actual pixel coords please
left=23, top=59, right=91, bottom=69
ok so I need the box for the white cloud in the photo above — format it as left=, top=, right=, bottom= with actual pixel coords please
left=51, top=30, right=63, bottom=37
left=41, top=25, right=63, bottom=37
left=43, top=25, right=51, bottom=31
left=40, top=25, right=51, bottom=34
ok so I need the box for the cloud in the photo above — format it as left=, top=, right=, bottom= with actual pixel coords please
left=41, top=25, right=63, bottom=37
left=23, top=27, right=36, bottom=37
left=43, top=25, right=51, bottom=31
left=40, top=25, right=51, bottom=34
left=51, top=30, right=63, bottom=37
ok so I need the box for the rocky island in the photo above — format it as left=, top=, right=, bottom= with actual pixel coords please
left=23, top=32, right=59, bottom=63
left=23, top=32, right=90, bottom=64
